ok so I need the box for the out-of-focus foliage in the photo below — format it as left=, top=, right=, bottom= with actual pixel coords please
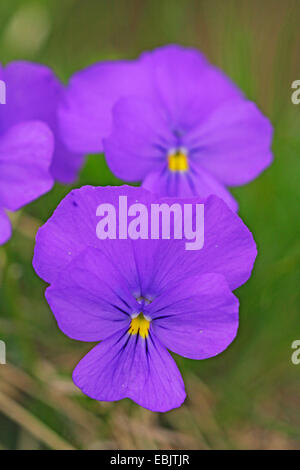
left=0, top=0, right=300, bottom=450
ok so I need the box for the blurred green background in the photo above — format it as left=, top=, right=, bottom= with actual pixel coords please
left=0, top=0, right=300, bottom=450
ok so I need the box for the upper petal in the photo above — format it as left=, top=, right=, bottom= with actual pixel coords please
left=33, top=185, right=153, bottom=285
left=73, top=328, right=186, bottom=412
left=131, top=194, right=256, bottom=293
left=139, top=44, right=242, bottom=130
left=58, top=60, right=152, bottom=154
left=0, top=121, right=54, bottom=211
left=58, top=45, right=241, bottom=155
left=33, top=186, right=256, bottom=292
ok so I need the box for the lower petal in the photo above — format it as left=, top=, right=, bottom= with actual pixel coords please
left=143, top=169, right=196, bottom=198
left=142, top=166, right=238, bottom=211
left=73, top=328, right=186, bottom=412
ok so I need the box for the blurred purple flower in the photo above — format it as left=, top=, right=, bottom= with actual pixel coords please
left=59, top=45, right=273, bottom=211
left=103, top=46, right=274, bottom=211
left=33, top=185, right=256, bottom=412
left=0, top=64, right=55, bottom=245
left=1, top=61, right=84, bottom=183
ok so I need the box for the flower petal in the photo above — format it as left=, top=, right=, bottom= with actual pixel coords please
left=45, top=247, right=139, bottom=342
left=33, top=186, right=256, bottom=291
left=0, top=121, right=54, bottom=211
left=0, top=209, right=12, bottom=245
left=188, top=166, right=238, bottom=211
left=1, top=61, right=83, bottom=183
left=103, top=47, right=267, bottom=201
left=139, top=44, right=241, bottom=130
left=148, top=273, right=239, bottom=359
left=104, top=96, right=174, bottom=181
left=73, top=329, right=186, bottom=412
left=33, top=185, right=153, bottom=284
left=185, top=100, right=273, bottom=186
left=1, top=61, right=61, bottom=132
left=142, top=166, right=238, bottom=211
left=49, top=137, right=84, bottom=184
left=131, top=195, right=256, bottom=293
left=58, top=61, right=152, bottom=154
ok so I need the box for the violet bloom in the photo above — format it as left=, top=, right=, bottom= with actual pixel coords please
left=0, top=64, right=55, bottom=245
left=1, top=61, right=84, bottom=183
left=59, top=45, right=273, bottom=211
left=104, top=46, right=274, bottom=211
left=33, top=186, right=256, bottom=412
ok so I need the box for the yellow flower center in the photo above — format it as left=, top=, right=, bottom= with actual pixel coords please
left=168, top=150, right=189, bottom=172
left=128, top=313, right=150, bottom=339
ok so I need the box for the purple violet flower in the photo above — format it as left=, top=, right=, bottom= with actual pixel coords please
left=1, top=61, right=84, bottom=183
left=0, top=64, right=55, bottom=245
left=33, top=185, right=257, bottom=412
left=59, top=45, right=273, bottom=211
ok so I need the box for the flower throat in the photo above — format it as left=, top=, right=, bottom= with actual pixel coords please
left=168, top=149, right=189, bottom=172
left=129, top=313, right=150, bottom=339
